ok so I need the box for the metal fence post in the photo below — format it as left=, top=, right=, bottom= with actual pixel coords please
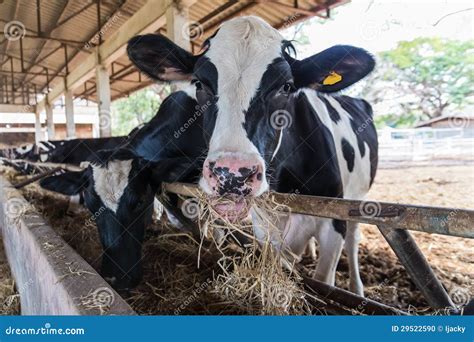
left=378, top=226, right=456, bottom=310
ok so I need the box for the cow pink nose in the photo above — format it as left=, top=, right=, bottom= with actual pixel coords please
left=203, top=156, right=264, bottom=196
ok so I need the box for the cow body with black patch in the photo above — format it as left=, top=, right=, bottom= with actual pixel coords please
left=40, top=89, right=204, bottom=290
left=127, top=16, right=378, bottom=295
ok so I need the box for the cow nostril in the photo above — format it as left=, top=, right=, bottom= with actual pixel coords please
left=238, top=166, right=258, bottom=181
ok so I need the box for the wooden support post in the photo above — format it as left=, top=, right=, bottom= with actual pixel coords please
left=9, top=57, right=14, bottom=104
left=166, top=1, right=191, bottom=51
left=4, top=76, right=9, bottom=103
left=34, top=109, right=42, bottom=144
left=0, top=81, right=3, bottom=104
left=64, top=89, right=75, bottom=138
left=378, top=226, right=456, bottom=310
left=45, top=96, right=55, bottom=140
left=95, top=62, right=112, bottom=137
left=166, top=0, right=192, bottom=92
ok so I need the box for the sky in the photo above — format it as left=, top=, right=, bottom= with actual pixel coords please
left=282, top=0, right=474, bottom=57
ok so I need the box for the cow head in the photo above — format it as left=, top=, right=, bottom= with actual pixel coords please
left=0, top=141, right=56, bottom=162
left=40, top=149, right=192, bottom=290
left=128, top=16, right=374, bottom=220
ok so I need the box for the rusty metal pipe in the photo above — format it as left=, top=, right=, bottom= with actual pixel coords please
left=162, top=182, right=474, bottom=239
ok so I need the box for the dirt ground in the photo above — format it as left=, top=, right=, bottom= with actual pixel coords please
left=350, top=165, right=473, bottom=311
left=0, top=164, right=472, bottom=315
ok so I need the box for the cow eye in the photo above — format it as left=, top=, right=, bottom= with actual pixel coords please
left=282, top=82, right=294, bottom=94
left=193, top=80, right=203, bottom=90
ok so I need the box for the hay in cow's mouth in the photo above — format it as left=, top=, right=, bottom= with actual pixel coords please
left=156, top=184, right=314, bottom=315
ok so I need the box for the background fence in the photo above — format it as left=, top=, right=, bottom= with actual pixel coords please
left=378, top=128, right=474, bottom=165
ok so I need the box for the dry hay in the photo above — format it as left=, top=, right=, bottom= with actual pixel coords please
left=0, top=234, right=20, bottom=315
left=0, top=166, right=22, bottom=314
left=129, top=186, right=314, bottom=315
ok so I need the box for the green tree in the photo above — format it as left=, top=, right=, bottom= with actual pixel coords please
left=111, top=86, right=171, bottom=136
left=359, top=38, right=473, bottom=127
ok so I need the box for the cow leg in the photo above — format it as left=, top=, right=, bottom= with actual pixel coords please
left=67, top=194, right=83, bottom=214
left=314, top=219, right=344, bottom=286
left=345, top=221, right=364, bottom=296
left=281, top=214, right=316, bottom=258
left=152, top=197, right=163, bottom=221
left=302, top=237, right=317, bottom=261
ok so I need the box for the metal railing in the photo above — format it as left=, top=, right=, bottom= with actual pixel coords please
left=162, top=182, right=474, bottom=314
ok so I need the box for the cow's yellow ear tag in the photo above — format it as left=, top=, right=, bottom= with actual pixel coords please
left=323, top=71, right=342, bottom=85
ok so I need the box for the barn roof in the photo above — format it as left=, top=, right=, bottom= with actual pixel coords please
left=0, top=0, right=347, bottom=113
left=414, top=114, right=474, bottom=128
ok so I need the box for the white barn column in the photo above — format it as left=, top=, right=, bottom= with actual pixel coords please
left=95, top=63, right=112, bottom=137
left=34, top=110, right=42, bottom=144
left=166, top=1, right=191, bottom=51
left=45, top=97, right=55, bottom=140
left=166, top=0, right=192, bottom=91
left=64, top=89, right=76, bottom=138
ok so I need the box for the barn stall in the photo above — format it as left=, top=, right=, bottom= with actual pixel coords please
left=0, top=0, right=473, bottom=316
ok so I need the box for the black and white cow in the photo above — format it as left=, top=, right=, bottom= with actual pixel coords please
left=0, top=136, right=135, bottom=212
left=40, top=90, right=205, bottom=290
left=0, top=136, right=129, bottom=165
left=127, top=16, right=378, bottom=295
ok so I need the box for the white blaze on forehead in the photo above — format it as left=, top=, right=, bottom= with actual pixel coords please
left=205, top=16, right=283, bottom=155
left=92, top=159, right=133, bottom=213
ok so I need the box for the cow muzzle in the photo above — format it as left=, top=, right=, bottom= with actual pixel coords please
left=201, top=154, right=266, bottom=221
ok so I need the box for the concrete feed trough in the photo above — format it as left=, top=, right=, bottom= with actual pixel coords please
left=0, top=174, right=135, bottom=315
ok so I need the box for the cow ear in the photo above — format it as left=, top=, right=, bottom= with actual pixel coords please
left=127, top=34, right=197, bottom=82
left=40, top=170, right=88, bottom=196
left=288, top=45, right=375, bottom=92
